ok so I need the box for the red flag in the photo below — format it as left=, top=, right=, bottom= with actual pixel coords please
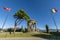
left=3, top=6, right=11, bottom=12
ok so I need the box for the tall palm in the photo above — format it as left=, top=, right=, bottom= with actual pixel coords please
left=27, top=20, right=36, bottom=32
left=13, top=9, right=30, bottom=34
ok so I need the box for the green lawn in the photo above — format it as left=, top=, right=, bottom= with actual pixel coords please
left=32, top=32, right=60, bottom=39
left=0, top=32, right=60, bottom=40
left=0, top=32, right=40, bottom=38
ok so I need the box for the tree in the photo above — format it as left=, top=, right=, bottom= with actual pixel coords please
left=27, top=20, right=36, bottom=32
left=16, top=28, right=23, bottom=32
left=46, top=24, right=50, bottom=33
left=24, top=28, right=28, bottom=32
left=7, top=28, right=13, bottom=34
left=13, top=9, right=30, bottom=34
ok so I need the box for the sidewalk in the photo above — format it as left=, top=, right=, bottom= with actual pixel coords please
left=0, top=37, right=47, bottom=40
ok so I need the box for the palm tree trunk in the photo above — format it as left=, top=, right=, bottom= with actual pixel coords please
left=27, top=22, right=29, bottom=32
left=28, top=23, right=32, bottom=32
left=35, top=24, right=36, bottom=31
left=14, top=19, right=23, bottom=36
left=14, top=26, right=16, bottom=36
left=14, top=19, right=17, bottom=36
left=33, top=24, right=35, bottom=32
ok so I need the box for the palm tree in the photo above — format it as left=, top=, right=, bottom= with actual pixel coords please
left=27, top=20, right=36, bottom=32
left=13, top=9, right=30, bottom=34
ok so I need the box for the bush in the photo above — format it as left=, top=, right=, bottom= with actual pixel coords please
left=46, top=24, right=50, bottom=33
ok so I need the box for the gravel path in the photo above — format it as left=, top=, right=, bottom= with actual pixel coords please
left=0, top=37, right=47, bottom=40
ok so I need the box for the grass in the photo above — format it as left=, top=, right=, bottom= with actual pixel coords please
left=0, top=32, right=40, bottom=38
left=32, top=32, right=60, bottom=39
left=0, top=32, right=60, bottom=40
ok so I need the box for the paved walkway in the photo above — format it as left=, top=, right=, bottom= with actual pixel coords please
left=0, top=37, right=47, bottom=40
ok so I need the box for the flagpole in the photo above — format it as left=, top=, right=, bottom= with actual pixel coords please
left=50, top=13, right=58, bottom=32
left=2, top=12, right=10, bottom=32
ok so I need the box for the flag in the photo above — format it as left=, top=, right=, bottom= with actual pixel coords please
left=51, top=8, right=58, bottom=13
left=3, top=6, right=11, bottom=12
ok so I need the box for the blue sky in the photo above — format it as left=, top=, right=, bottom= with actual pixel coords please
left=0, top=0, right=60, bottom=30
